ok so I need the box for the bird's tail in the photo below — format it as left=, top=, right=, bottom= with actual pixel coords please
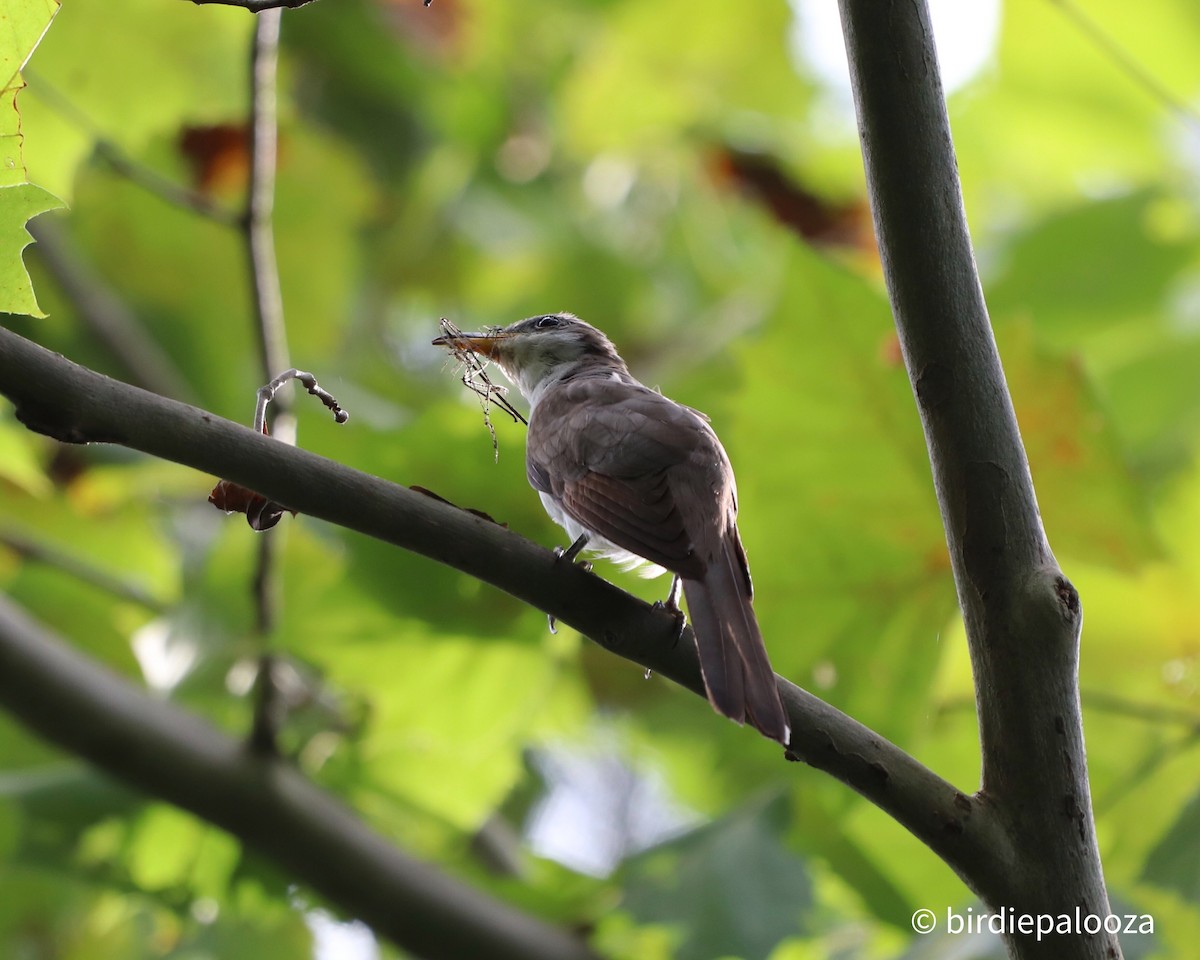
left=681, top=533, right=790, bottom=744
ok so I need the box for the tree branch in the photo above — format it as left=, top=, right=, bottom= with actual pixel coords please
left=1049, top=0, right=1200, bottom=132
left=23, top=73, right=240, bottom=226
left=0, top=324, right=1006, bottom=889
left=186, top=0, right=322, bottom=10
left=244, top=9, right=290, bottom=397
left=839, top=2, right=1115, bottom=957
left=25, top=217, right=199, bottom=404
left=0, top=527, right=167, bottom=613
left=240, top=9, right=291, bottom=751
left=0, top=594, right=597, bottom=960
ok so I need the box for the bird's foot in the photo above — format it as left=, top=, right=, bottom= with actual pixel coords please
left=652, top=575, right=687, bottom=647
left=548, top=535, right=593, bottom=635
left=551, top=549, right=592, bottom=574
left=553, top=533, right=592, bottom=568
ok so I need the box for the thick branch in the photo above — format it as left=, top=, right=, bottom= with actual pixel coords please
left=0, top=324, right=1005, bottom=887
left=839, top=2, right=1115, bottom=957
left=0, top=595, right=596, bottom=960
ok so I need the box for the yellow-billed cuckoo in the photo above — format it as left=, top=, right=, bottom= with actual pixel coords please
left=433, top=313, right=789, bottom=744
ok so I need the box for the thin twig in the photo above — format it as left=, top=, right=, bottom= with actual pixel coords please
left=942, top=688, right=1200, bottom=732
left=1081, top=688, right=1200, bottom=731
left=94, top=141, right=242, bottom=226
left=23, top=72, right=240, bottom=226
left=0, top=529, right=167, bottom=613
left=245, top=10, right=290, bottom=413
left=437, top=319, right=527, bottom=462
left=1049, top=0, right=1200, bottom=134
left=242, top=9, right=289, bottom=754
left=26, top=218, right=200, bottom=403
left=254, top=368, right=349, bottom=433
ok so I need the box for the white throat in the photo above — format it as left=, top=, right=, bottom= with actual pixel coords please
left=501, top=351, right=618, bottom=407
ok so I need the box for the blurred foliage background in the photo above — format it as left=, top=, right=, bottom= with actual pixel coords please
left=2, top=0, right=1200, bottom=957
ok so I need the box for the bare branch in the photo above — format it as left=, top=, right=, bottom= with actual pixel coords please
left=0, top=593, right=598, bottom=960
left=254, top=368, right=348, bottom=433
left=1049, top=0, right=1200, bottom=133
left=240, top=10, right=290, bottom=751
left=0, top=528, right=167, bottom=613
left=839, top=1, right=1115, bottom=956
left=1081, top=689, right=1200, bottom=731
left=244, top=10, right=290, bottom=400
left=0, top=325, right=1008, bottom=883
left=185, top=0, right=323, bottom=10
left=94, top=140, right=242, bottom=226
left=24, top=73, right=239, bottom=226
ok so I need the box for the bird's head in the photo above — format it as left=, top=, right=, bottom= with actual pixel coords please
left=433, top=313, right=627, bottom=401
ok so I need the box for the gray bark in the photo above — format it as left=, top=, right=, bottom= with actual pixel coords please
left=0, top=594, right=599, bottom=960
left=839, top=2, right=1118, bottom=957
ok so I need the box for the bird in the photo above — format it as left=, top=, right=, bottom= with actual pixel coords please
left=433, top=313, right=790, bottom=744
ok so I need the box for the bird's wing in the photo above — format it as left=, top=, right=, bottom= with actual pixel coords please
left=527, top=378, right=712, bottom=577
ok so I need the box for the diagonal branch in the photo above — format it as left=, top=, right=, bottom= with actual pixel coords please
left=25, top=217, right=199, bottom=403
left=0, top=594, right=597, bottom=960
left=1049, top=0, right=1200, bottom=133
left=0, top=528, right=167, bottom=613
left=0, top=324, right=1009, bottom=888
left=24, top=72, right=240, bottom=227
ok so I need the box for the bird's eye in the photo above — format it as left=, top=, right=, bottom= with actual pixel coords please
left=535, top=316, right=563, bottom=329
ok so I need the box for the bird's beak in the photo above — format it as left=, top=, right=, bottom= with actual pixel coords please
left=431, top=330, right=507, bottom=358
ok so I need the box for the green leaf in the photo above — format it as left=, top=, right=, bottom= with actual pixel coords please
left=999, top=322, right=1159, bottom=569
left=0, top=415, right=49, bottom=495
left=0, top=0, right=61, bottom=90
left=620, top=793, right=812, bottom=960
left=728, top=243, right=955, bottom=746
left=789, top=794, right=915, bottom=928
left=18, top=0, right=251, bottom=201
left=0, top=0, right=60, bottom=185
left=1141, top=787, right=1200, bottom=899
left=986, top=192, right=1196, bottom=340
left=558, top=0, right=809, bottom=156
left=0, top=182, right=61, bottom=316
left=954, top=0, right=1200, bottom=209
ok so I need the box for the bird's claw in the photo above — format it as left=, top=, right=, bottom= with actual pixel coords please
left=549, top=534, right=594, bottom=636
left=553, top=533, right=592, bottom=571
left=652, top=601, right=687, bottom=647
left=653, top=575, right=687, bottom=647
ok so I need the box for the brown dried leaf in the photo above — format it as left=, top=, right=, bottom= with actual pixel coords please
left=208, top=479, right=293, bottom=532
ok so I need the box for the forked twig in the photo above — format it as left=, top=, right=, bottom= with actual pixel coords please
left=437, top=318, right=527, bottom=461
left=210, top=369, right=349, bottom=532
left=254, top=368, right=349, bottom=434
